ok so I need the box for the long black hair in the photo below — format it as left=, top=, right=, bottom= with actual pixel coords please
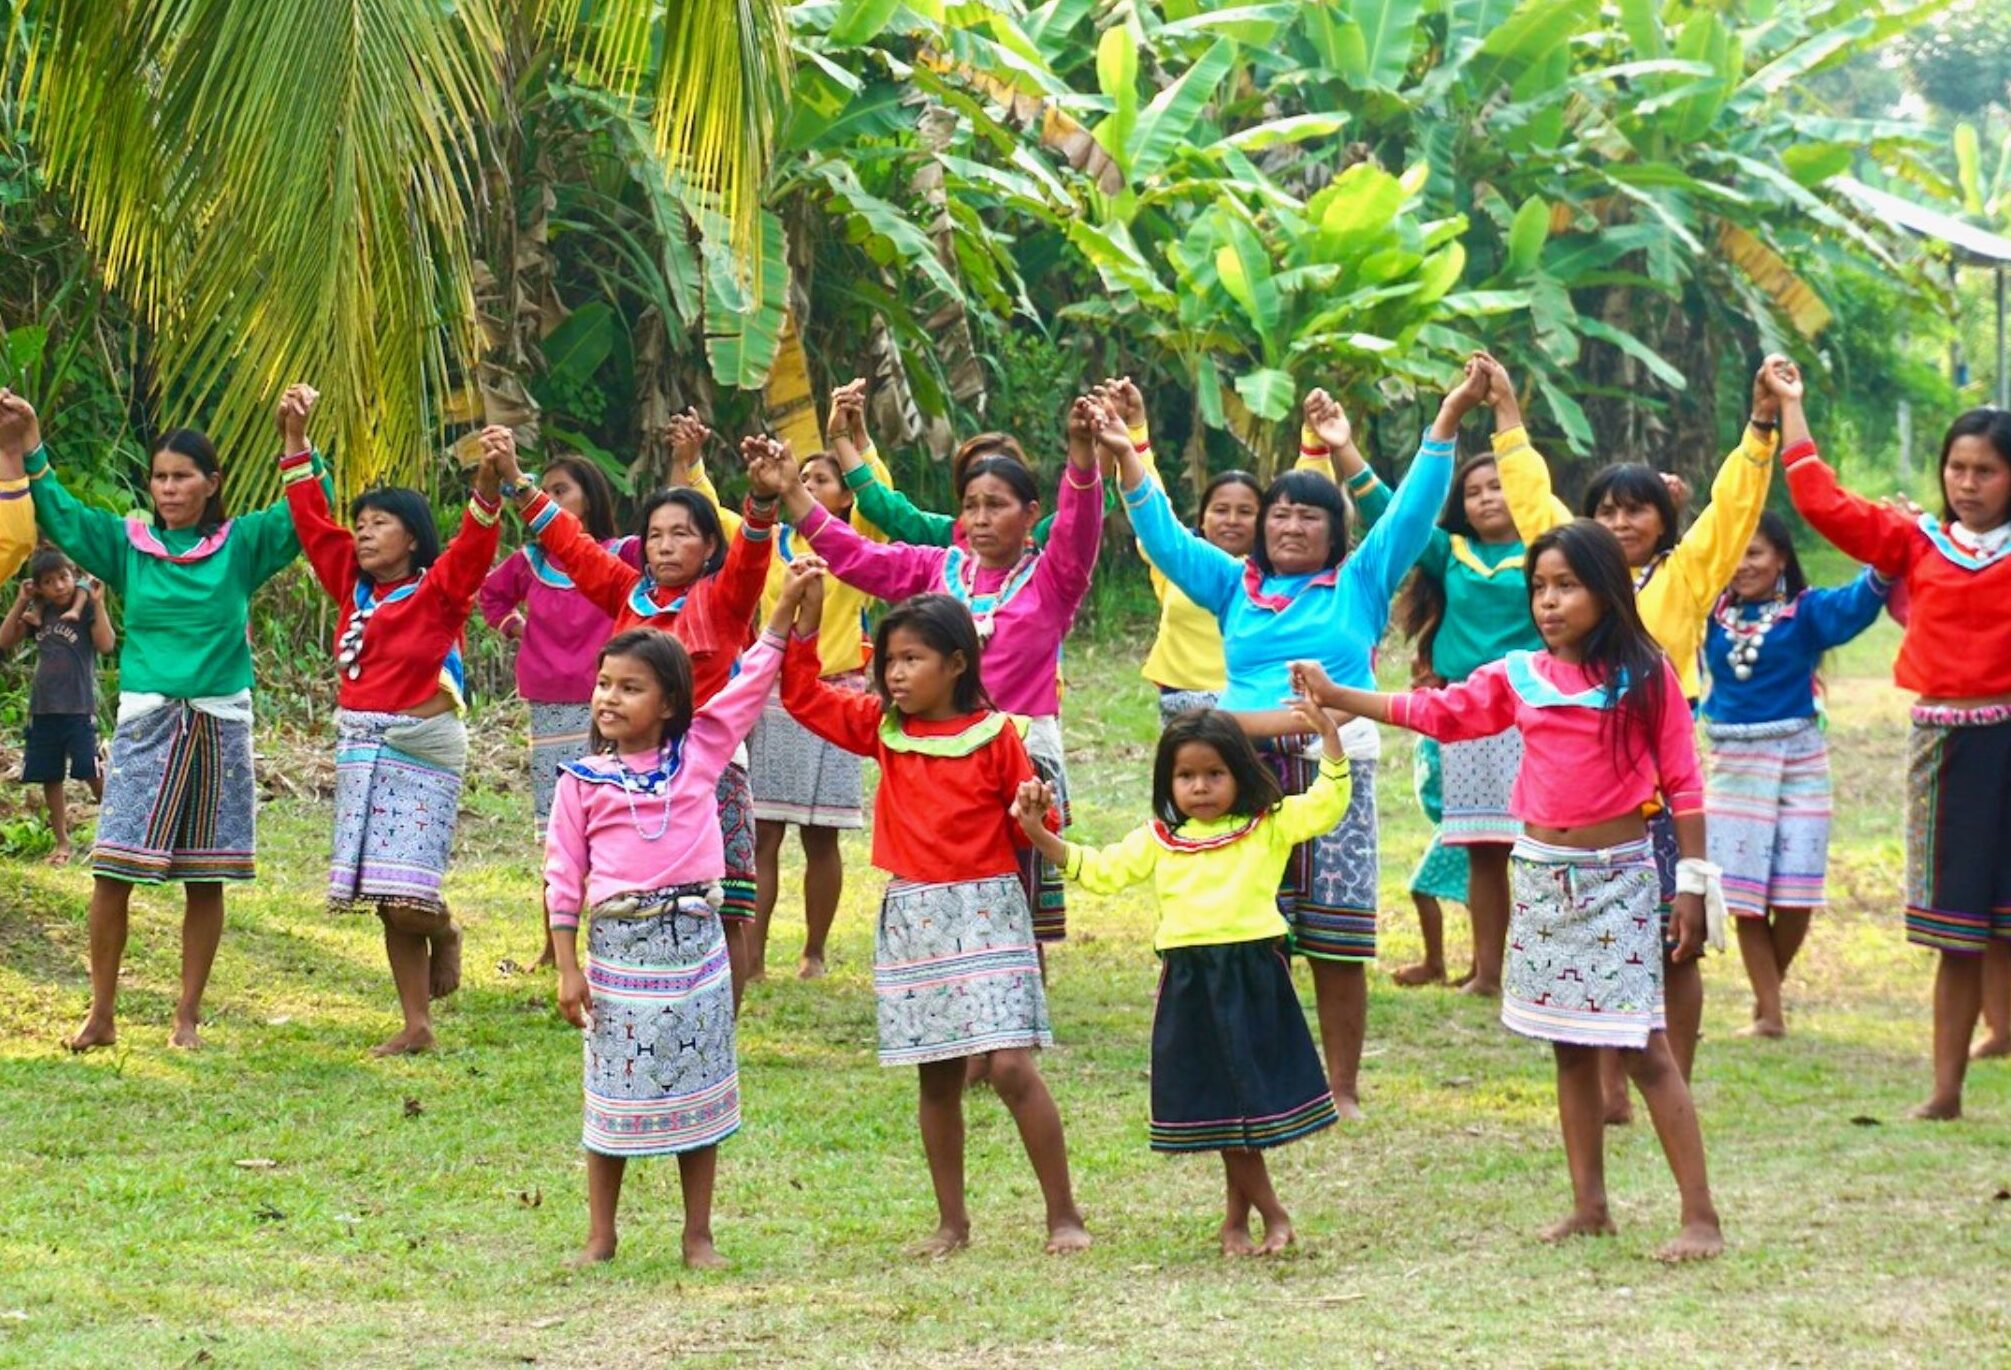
left=956, top=453, right=1040, bottom=507
left=349, top=488, right=441, bottom=576
left=153, top=429, right=228, bottom=534
left=1743, top=510, right=1809, bottom=602
left=547, top=454, right=619, bottom=543
left=635, top=488, right=727, bottom=579
left=870, top=593, right=993, bottom=715
left=951, top=431, right=1032, bottom=488
left=1581, top=463, right=1679, bottom=559
left=1938, top=407, right=2011, bottom=525
left=1195, top=470, right=1263, bottom=540
left=1152, top=709, right=1284, bottom=828
left=1252, top=468, right=1350, bottom=576
left=1526, top=520, right=1669, bottom=762
left=591, top=628, right=695, bottom=753
left=1395, top=453, right=1502, bottom=665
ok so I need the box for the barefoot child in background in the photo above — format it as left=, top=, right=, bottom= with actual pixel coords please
left=781, top=587, right=1089, bottom=1257
left=1401, top=737, right=1471, bottom=987
left=1291, top=518, right=1725, bottom=1261
left=3, top=551, right=113, bottom=864
left=544, top=567, right=812, bottom=1268
left=1017, top=706, right=1343, bottom=1256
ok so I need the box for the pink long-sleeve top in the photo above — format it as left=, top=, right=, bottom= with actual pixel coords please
left=1385, top=650, right=1702, bottom=829
left=542, top=632, right=783, bottom=926
left=794, top=466, right=1103, bottom=717
left=478, top=537, right=641, bottom=703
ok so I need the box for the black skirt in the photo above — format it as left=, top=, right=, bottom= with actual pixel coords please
left=1150, top=939, right=1337, bottom=1152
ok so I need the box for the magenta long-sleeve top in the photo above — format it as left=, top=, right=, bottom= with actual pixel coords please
left=479, top=537, right=641, bottom=704
left=794, top=467, right=1103, bottom=718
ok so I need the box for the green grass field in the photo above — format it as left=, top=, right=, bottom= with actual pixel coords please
left=2, top=613, right=2008, bottom=1368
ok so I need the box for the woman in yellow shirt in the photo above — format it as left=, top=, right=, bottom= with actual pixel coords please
left=0, top=398, right=32, bottom=579
left=1481, top=351, right=1781, bottom=1120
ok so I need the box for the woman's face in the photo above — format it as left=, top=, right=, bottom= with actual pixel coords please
left=1730, top=532, right=1789, bottom=602
left=645, top=502, right=719, bottom=588
left=150, top=450, right=220, bottom=531
left=1262, top=498, right=1332, bottom=576
left=1462, top=462, right=1516, bottom=541
left=1200, top=483, right=1260, bottom=557
left=960, top=473, right=1037, bottom=564
left=542, top=466, right=589, bottom=522
left=1592, top=493, right=1665, bottom=569
left=803, top=458, right=854, bottom=518
left=353, top=507, right=419, bottom=580
left=1943, top=435, right=2011, bottom=533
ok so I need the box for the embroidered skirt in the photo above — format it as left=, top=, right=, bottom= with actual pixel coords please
left=583, top=891, right=739, bottom=1156
left=1705, top=717, right=1832, bottom=919
left=528, top=701, right=594, bottom=838
left=1440, top=728, right=1524, bottom=846
left=749, top=672, right=866, bottom=829
left=329, top=710, right=467, bottom=914
left=1020, top=715, right=1071, bottom=943
left=1156, top=686, right=1220, bottom=727
left=94, top=704, right=256, bottom=885
left=716, top=762, right=757, bottom=923
left=1150, top=939, right=1337, bottom=1153
left=1260, top=741, right=1379, bottom=962
left=1409, top=738, right=1470, bottom=902
left=1905, top=704, right=2011, bottom=953
left=1503, top=837, right=1663, bottom=1049
left=874, top=874, right=1052, bottom=1067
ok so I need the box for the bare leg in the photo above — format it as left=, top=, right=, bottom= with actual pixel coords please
left=677, top=1146, right=725, bottom=1268
left=1619, top=1033, right=1724, bottom=1261
left=1664, top=951, right=1703, bottom=1081
left=723, top=920, right=751, bottom=1015
left=1218, top=1157, right=1256, bottom=1256
left=427, top=915, right=461, bottom=999
left=170, top=882, right=225, bottom=1049
left=913, top=1059, right=972, bottom=1256
left=751, top=819, right=787, bottom=984
left=1912, top=950, right=1985, bottom=1119
left=1541, top=1044, right=1616, bottom=1241
left=1769, top=908, right=1812, bottom=979
left=86, top=774, right=104, bottom=802
left=1462, top=844, right=1511, bottom=997
left=66, top=876, right=132, bottom=1050
left=373, top=917, right=436, bottom=1056
left=1598, top=1050, right=1633, bottom=1125
left=43, top=781, right=71, bottom=864
left=1393, top=894, right=1447, bottom=986
left=1220, top=1149, right=1293, bottom=1255
left=988, top=1048, right=1090, bottom=1252
left=1308, top=959, right=1367, bottom=1118
left=798, top=825, right=843, bottom=978
left=1735, top=915, right=1787, bottom=1038
left=1972, top=940, right=2011, bottom=1059
left=576, top=1152, right=625, bottom=1264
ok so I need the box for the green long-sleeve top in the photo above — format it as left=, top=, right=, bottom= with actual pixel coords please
left=26, top=444, right=327, bottom=699
left=841, top=459, right=1072, bottom=548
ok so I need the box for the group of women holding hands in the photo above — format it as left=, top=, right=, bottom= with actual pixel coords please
left=2, top=344, right=2008, bottom=1271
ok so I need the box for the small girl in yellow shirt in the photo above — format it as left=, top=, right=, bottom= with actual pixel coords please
left=1014, top=702, right=1349, bottom=1257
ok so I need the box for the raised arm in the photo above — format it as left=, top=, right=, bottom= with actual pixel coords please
left=18, top=431, right=130, bottom=592
left=0, top=581, right=34, bottom=651
left=778, top=624, right=882, bottom=756
left=1474, top=355, right=1571, bottom=542
left=1802, top=566, right=1892, bottom=650
left=87, top=581, right=116, bottom=654
left=685, top=632, right=786, bottom=780
left=278, top=439, right=361, bottom=605
left=1663, top=360, right=1783, bottom=614
left=668, top=411, right=745, bottom=540
left=1772, top=364, right=1916, bottom=577
left=1345, top=368, right=1484, bottom=604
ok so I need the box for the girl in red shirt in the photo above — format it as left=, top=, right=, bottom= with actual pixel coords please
left=781, top=583, right=1089, bottom=1258
left=278, top=389, right=505, bottom=1057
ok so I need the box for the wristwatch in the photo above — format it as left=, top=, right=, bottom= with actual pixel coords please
left=1748, top=416, right=1780, bottom=432
left=500, top=472, right=538, bottom=499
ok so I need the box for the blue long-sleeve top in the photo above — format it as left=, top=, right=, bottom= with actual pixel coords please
left=1701, top=567, right=1890, bottom=725
left=1123, top=434, right=1455, bottom=711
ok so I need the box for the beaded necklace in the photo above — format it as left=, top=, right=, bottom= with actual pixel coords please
left=1712, top=582, right=1788, bottom=681
left=611, top=738, right=676, bottom=840
left=337, top=575, right=425, bottom=680
left=943, top=545, right=1040, bottom=644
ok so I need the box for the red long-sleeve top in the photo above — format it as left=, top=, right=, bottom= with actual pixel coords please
left=780, top=632, right=1041, bottom=884
left=520, top=488, right=775, bottom=708
left=1785, top=439, right=2011, bottom=700
left=281, top=451, right=501, bottom=712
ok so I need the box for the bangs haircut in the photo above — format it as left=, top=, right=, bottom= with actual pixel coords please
left=1581, top=463, right=1679, bottom=557
left=592, top=628, right=695, bottom=753
left=1526, top=519, right=1670, bottom=764
left=1441, top=453, right=1499, bottom=540
left=349, top=487, right=442, bottom=575
left=636, top=488, right=727, bottom=578
left=870, top=593, right=994, bottom=716
left=546, top=455, right=619, bottom=543
left=1152, top=709, right=1283, bottom=828
left=1253, top=469, right=1350, bottom=576
left=28, top=547, right=73, bottom=582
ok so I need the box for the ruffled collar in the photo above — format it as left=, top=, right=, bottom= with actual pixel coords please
left=1239, top=560, right=1340, bottom=612
left=124, top=517, right=233, bottom=564
left=558, top=735, right=688, bottom=794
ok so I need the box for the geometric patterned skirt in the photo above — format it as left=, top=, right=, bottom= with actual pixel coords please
left=1704, top=717, right=1831, bottom=918
left=749, top=673, right=866, bottom=829
left=328, top=710, right=467, bottom=914
left=1020, top=716, right=1071, bottom=943
left=93, top=703, right=257, bottom=885
left=874, top=874, right=1052, bottom=1067
left=528, top=701, right=594, bottom=839
left=1503, top=836, right=1664, bottom=1049
left=1440, top=727, right=1525, bottom=846
left=1409, top=737, right=1471, bottom=903
left=583, top=892, right=739, bottom=1156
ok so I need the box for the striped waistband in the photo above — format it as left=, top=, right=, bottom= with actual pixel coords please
left=1911, top=702, right=2011, bottom=729
left=591, top=882, right=719, bottom=919
left=1512, top=835, right=1653, bottom=868
left=1705, top=716, right=1819, bottom=742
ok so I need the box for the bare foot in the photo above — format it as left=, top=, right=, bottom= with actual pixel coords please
left=1737, top=1019, right=1786, bottom=1039
left=532, top=947, right=556, bottom=972
left=1539, top=1209, right=1616, bottom=1243
left=1971, top=1034, right=2011, bottom=1061
left=568, top=1237, right=616, bottom=1267
left=1044, top=1214, right=1092, bottom=1254
left=370, top=1026, right=436, bottom=1057
left=1253, top=1215, right=1295, bottom=1255
left=1907, top=1095, right=1962, bottom=1121
left=1653, top=1220, right=1725, bottom=1263
left=682, top=1233, right=728, bottom=1269
left=798, top=955, right=827, bottom=981
left=44, top=844, right=71, bottom=867
left=428, top=923, right=462, bottom=1000
left=909, top=1223, right=971, bottom=1259
left=1392, top=961, right=1445, bottom=988
left=1331, top=1093, right=1365, bottom=1122
left=1458, top=979, right=1502, bottom=999
left=64, top=1017, right=116, bottom=1052
left=1451, top=967, right=1477, bottom=988
left=1218, top=1222, right=1257, bottom=1257
left=168, top=1019, right=202, bottom=1050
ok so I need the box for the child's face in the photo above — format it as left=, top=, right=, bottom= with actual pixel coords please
left=591, top=653, right=678, bottom=751
left=542, top=466, right=590, bottom=522
left=879, top=625, right=965, bottom=718
left=1528, top=548, right=1601, bottom=659
left=33, top=568, right=75, bottom=603
left=1170, top=741, right=1237, bottom=823
left=803, top=458, right=854, bottom=518
left=1461, top=462, right=1516, bottom=541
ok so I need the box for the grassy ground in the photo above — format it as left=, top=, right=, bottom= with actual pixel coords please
left=2, top=613, right=2008, bottom=1369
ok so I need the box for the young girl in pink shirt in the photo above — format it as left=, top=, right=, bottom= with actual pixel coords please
left=542, top=561, right=817, bottom=1268
left=1292, top=519, right=1723, bottom=1262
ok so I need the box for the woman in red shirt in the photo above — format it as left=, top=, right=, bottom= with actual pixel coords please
left=278, top=388, right=505, bottom=1057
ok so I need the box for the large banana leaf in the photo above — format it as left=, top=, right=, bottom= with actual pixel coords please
left=1126, top=38, right=1236, bottom=183
left=705, top=208, right=789, bottom=389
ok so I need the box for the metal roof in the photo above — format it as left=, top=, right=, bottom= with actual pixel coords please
left=1834, top=176, right=2011, bottom=266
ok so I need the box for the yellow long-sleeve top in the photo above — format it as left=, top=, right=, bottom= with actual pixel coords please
left=1061, top=755, right=1350, bottom=949
left=0, top=473, right=33, bottom=580
left=1494, top=423, right=1776, bottom=700
left=689, top=449, right=891, bottom=677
